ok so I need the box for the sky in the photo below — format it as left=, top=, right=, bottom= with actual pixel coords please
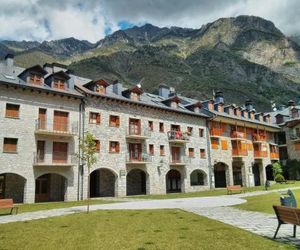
left=0, top=0, right=299, bottom=43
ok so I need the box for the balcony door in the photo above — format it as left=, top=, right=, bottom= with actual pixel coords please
left=53, top=142, right=68, bottom=163
left=129, top=143, right=142, bottom=161
left=171, top=147, right=181, bottom=162
left=35, top=175, right=49, bottom=202
left=129, top=118, right=140, bottom=135
left=37, top=140, right=45, bottom=163
left=53, top=111, right=68, bottom=132
left=38, top=108, right=46, bottom=129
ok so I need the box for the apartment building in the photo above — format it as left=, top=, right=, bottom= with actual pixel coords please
left=205, top=92, right=280, bottom=187
left=0, top=55, right=82, bottom=203
left=76, top=82, right=211, bottom=198
left=269, top=100, right=300, bottom=164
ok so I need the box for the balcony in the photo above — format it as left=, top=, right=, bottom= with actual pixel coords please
left=33, top=152, right=77, bottom=166
left=126, top=153, right=153, bottom=164
left=252, top=133, right=266, bottom=142
left=210, top=128, right=223, bottom=137
left=169, top=155, right=190, bottom=166
left=254, top=151, right=268, bottom=158
left=35, top=119, right=78, bottom=137
left=290, top=133, right=300, bottom=142
left=232, top=148, right=248, bottom=157
left=270, top=152, right=280, bottom=159
left=231, top=131, right=246, bottom=140
left=126, top=127, right=151, bottom=140
left=167, top=131, right=189, bottom=144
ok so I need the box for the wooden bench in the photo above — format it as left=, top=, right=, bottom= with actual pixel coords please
left=0, top=199, right=18, bottom=215
left=227, top=185, right=244, bottom=195
left=273, top=205, right=300, bottom=239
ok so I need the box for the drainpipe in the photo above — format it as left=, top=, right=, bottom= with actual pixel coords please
left=78, top=98, right=85, bottom=200
left=206, top=119, right=213, bottom=190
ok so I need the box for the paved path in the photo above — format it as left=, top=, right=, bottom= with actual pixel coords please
left=185, top=206, right=300, bottom=247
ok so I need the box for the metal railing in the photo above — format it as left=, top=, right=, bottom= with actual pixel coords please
left=33, top=152, right=77, bottom=165
left=126, top=127, right=151, bottom=137
left=167, top=130, right=190, bottom=141
left=126, top=152, right=153, bottom=163
left=169, top=155, right=190, bottom=164
left=35, top=119, right=78, bottom=134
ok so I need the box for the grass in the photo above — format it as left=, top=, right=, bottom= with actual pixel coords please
left=235, top=189, right=300, bottom=214
left=0, top=209, right=294, bottom=250
left=131, top=182, right=300, bottom=200
left=0, top=199, right=115, bottom=215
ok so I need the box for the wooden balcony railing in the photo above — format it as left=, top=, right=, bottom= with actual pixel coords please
left=231, top=131, right=246, bottom=139
left=169, top=155, right=190, bottom=165
left=252, top=133, right=266, bottom=142
left=210, top=128, right=223, bottom=137
left=254, top=151, right=268, bottom=158
left=35, top=119, right=78, bottom=136
left=126, top=127, right=151, bottom=139
left=232, top=148, right=248, bottom=156
left=270, top=152, right=280, bottom=159
left=126, top=153, right=152, bottom=163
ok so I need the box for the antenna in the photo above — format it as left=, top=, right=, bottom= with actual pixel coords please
left=138, top=78, right=144, bottom=86
left=212, top=89, right=215, bottom=100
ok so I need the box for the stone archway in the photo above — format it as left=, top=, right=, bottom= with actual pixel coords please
left=90, top=168, right=117, bottom=197
left=190, top=170, right=207, bottom=186
left=166, top=169, right=181, bottom=193
left=0, top=173, right=26, bottom=203
left=213, top=162, right=228, bottom=188
left=35, top=173, right=67, bottom=202
left=126, top=169, right=147, bottom=196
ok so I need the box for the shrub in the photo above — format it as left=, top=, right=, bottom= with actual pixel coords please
left=275, top=174, right=285, bottom=182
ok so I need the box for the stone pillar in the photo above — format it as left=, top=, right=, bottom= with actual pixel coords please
left=24, top=178, right=35, bottom=203
left=228, top=162, right=234, bottom=186
left=117, top=169, right=126, bottom=197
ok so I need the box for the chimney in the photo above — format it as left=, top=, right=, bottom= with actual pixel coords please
left=215, top=91, right=224, bottom=104
left=112, top=79, right=122, bottom=95
left=169, top=87, right=176, bottom=97
left=66, top=70, right=75, bottom=90
left=288, top=100, right=295, bottom=107
left=158, top=84, right=170, bottom=98
left=245, top=100, right=254, bottom=111
left=4, top=54, right=14, bottom=67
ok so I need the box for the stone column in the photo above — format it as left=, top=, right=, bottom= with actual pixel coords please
left=24, top=178, right=35, bottom=203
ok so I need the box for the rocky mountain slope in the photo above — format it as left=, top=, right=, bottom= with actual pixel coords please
left=1, top=15, right=300, bottom=111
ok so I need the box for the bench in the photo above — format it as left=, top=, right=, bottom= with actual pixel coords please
left=273, top=205, right=300, bottom=239
left=0, top=199, right=18, bottom=215
left=227, top=185, right=244, bottom=195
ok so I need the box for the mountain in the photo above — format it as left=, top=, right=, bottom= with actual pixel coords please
left=1, top=15, right=300, bottom=111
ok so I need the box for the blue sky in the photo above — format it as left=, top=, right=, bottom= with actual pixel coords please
left=0, top=0, right=299, bottom=42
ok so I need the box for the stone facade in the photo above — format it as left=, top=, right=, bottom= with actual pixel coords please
left=0, top=85, right=81, bottom=203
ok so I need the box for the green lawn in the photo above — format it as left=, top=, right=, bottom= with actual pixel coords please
left=235, top=189, right=300, bottom=214
left=0, top=199, right=115, bottom=215
left=0, top=209, right=294, bottom=250
left=132, top=182, right=300, bottom=200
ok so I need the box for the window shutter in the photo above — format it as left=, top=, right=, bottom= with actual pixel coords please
left=96, top=113, right=101, bottom=124
left=221, top=140, right=228, bottom=150
left=116, top=142, right=120, bottom=153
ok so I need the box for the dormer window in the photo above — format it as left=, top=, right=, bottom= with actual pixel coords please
left=218, top=104, right=224, bottom=113
left=171, top=101, right=178, bottom=108
left=122, top=85, right=143, bottom=101
left=93, top=79, right=110, bottom=94
left=208, top=102, right=214, bottom=111
left=250, top=112, right=255, bottom=120
left=29, top=73, right=42, bottom=85
left=131, top=92, right=140, bottom=101
left=235, top=109, right=241, bottom=117
left=53, top=78, right=66, bottom=90
left=96, top=84, right=106, bottom=94
left=162, top=95, right=181, bottom=108
left=228, top=107, right=234, bottom=115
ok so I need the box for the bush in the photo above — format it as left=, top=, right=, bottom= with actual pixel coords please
left=275, top=174, right=285, bottom=182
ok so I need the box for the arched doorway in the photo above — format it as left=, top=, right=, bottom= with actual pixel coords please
left=0, top=173, right=26, bottom=203
left=213, top=162, right=228, bottom=188
left=90, top=168, right=116, bottom=197
left=266, top=164, right=273, bottom=181
left=190, top=170, right=207, bottom=186
left=166, top=169, right=181, bottom=193
left=35, top=173, right=66, bottom=202
left=126, top=169, right=146, bottom=196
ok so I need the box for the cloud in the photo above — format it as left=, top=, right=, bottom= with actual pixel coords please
left=0, top=0, right=299, bottom=42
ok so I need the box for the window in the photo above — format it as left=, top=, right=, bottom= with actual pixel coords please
left=187, top=126, right=193, bottom=135
left=148, top=121, right=154, bottom=131
left=211, top=138, right=219, bottom=149
left=221, top=140, right=228, bottom=150
left=110, top=115, right=120, bottom=127
left=3, top=138, right=18, bottom=153
left=109, top=141, right=120, bottom=153
left=94, top=140, right=100, bottom=152
left=89, top=112, right=101, bottom=125
left=29, top=73, right=42, bottom=85
left=188, top=148, right=194, bottom=157
left=200, top=149, right=206, bottom=158
left=199, top=128, right=204, bottom=137
left=190, top=170, right=205, bottom=186
left=96, top=85, right=106, bottom=94
left=5, top=103, right=20, bottom=118
left=149, top=144, right=154, bottom=155
left=53, top=78, right=66, bottom=90
left=159, top=122, right=164, bottom=132
left=160, top=145, right=165, bottom=156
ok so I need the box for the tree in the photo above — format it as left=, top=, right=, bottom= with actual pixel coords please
left=78, top=132, right=97, bottom=213
left=272, top=162, right=283, bottom=180
left=286, top=159, right=300, bottom=180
